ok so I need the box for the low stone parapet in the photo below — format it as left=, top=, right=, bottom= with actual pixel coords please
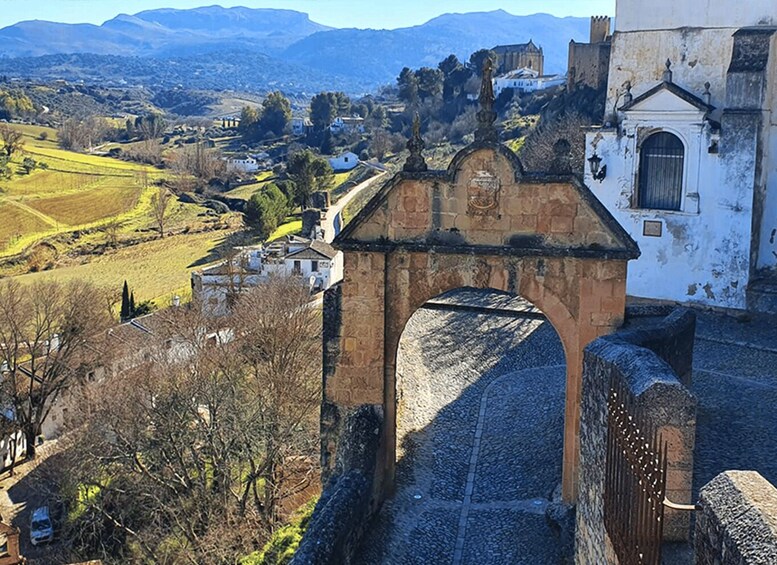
left=695, top=471, right=777, bottom=565
left=292, top=405, right=382, bottom=565
left=576, top=308, right=697, bottom=564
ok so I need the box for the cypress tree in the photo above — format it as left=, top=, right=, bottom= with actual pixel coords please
left=120, top=281, right=130, bottom=321
left=129, top=291, right=136, bottom=319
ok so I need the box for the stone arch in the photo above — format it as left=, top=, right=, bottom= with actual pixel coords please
left=323, top=140, right=640, bottom=504
left=388, top=276, right=577, bottom=491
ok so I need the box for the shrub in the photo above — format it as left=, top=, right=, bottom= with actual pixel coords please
left=239, top=498, right=317, bottom=565
left=21, top=157, right=37, bottom=174
left=245, top=183, right=291, bottom=240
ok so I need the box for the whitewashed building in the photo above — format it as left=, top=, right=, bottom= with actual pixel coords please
left=328, top=151, right=359, bottom=172
left=191, top=236, right=343, bottom=316
left=330, top=116, right=365, bottom=134
left=226, top=155, right=260, bottom=173
left=585, top=0, right=777, bottom=311
left=493, top=68, right=566, bottom=96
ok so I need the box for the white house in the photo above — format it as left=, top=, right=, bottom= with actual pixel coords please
left=328, top=151, right=359, bottom=172
left=192, top=236, right=343, bottom=316
left=285, top=240, right=343, bottom=289
left=226, top=155, right=260, bottom=174
left=330, top=116, right=365, bottom=134
left=493, top=67, right=566, bottom=96
left=292, top=117, right=314, bottom=136
left=584, top=0, right=777, bottom=311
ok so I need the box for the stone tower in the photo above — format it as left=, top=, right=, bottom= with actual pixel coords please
left=567, top=15, right=612, bottom=91
left=590, top=15, right=611, bottom=43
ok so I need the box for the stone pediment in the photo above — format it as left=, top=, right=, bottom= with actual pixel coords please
left=619, top=81, right=713, bottom=117
left=336, top=142, right=639, bottom=261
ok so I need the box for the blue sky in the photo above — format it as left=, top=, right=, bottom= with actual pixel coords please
left=0, top=1, right=615, bottom=29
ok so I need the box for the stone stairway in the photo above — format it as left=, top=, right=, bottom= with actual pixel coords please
left=748, top=276, right=777, bottom=314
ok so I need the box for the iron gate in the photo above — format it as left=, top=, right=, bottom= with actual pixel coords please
left=604, top=375, right=668, bottom=565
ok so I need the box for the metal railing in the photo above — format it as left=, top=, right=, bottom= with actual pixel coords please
left=604, top=376, right=667, bottom=565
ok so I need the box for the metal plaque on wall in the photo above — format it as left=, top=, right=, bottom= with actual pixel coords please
left=643, top=220, right=663, bottom=237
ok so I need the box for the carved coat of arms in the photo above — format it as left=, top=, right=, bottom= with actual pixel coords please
left=468, top=170, right=500, bottom=216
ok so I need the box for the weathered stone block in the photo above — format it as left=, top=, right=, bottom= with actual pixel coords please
left=695, top=471, right=777, bottom=565
left=552, top=215, right=575, bottom=234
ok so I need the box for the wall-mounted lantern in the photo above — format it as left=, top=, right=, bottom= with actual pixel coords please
left=588, top=153, right=607, bottom=182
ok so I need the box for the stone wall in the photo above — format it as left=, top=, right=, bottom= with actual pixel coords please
left=695, top=471, right=777, bottom=564
left=590, top=16, right=611, bottom=44
left=576, top=308, right=697, bottom=564
left=292, top=405, right=383, bottom=565
left=568, top=41, right=611, bottom=92
left=611, top=308, right=696, bottom=386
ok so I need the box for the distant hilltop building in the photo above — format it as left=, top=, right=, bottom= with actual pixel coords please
left=568, top=16, right=612, bottom=91
left=585, top=0, right=777, bottom=311
left=492, top=40, right=544, bottom=76
left=493, top=67, right=566, bottom=96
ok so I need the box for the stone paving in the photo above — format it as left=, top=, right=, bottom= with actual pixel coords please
left=689, top=311, right=777, bottom=496
left=354, top=289, right=567, bottom=565
left=353, top=292, right=777, bottom=564
left=628, top=309, right=777, bottom=500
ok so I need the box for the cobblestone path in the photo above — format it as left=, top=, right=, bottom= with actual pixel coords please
left=690, top=311, right=777, bottom=496
left=354, top=290, right=567, bottom=564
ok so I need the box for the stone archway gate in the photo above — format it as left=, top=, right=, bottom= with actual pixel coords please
left=321, top=137, right=639, bottom=504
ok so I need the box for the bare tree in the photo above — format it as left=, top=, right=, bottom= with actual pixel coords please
left=60, top=275, right=322, bottom=563
left=150, top=188, right=173, bottom=238
left=167, top=142, right=226, bottom=186
left=123, top=139, right=163, bottom=167
left=57, top=117, right=109, bottom=152
left=102, top=218, right=123, bottom=247
left=369, top=129, right=391, bottom=161
left=0, top=124, right=23, bottom=158
left=0, top=280, right=111, bottom=459
left=519, top=111, right=593, bottom=175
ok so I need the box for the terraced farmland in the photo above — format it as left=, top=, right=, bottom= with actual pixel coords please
left=0, top=124, right=162, bottom=255
left=28, top=183, right=142, bottom=226
left=0, top=202, right=54, bottom=248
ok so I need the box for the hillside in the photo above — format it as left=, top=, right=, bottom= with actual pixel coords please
left=0, top=51, right=365, bottom=94
left=0, top=124, right=230, bottom=258
left=0, top=7, right=331, bottom=58
left=0, top=7, right=591, bottom=93
left=284, top=11, right=588, bottom=82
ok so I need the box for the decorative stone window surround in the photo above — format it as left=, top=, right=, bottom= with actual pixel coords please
left=622, top=120, right=706, bottom=215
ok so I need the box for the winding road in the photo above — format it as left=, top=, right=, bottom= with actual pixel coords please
left=322, top=170, right=385, bottom=243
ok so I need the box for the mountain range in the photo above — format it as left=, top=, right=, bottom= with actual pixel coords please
left=0, top=6, right=590, bottom=94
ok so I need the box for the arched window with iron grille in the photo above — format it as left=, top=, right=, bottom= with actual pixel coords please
left=637, top=132, right=685, bottom=211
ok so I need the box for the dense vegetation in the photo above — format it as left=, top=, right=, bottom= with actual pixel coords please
left=13, top=277, right=322, bottom=564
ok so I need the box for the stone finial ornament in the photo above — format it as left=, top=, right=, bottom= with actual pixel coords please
left=403, top=113, right=428, bottom=173
left=623, top=81, right=633, bottom=105
left=663, top=59, right=673, bottom=83
left=475, top=57, right=498, bottom=143
left=703, top=82, right=712, bottom=106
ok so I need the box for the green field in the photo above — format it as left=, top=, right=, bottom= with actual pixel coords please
left=0, top=202, right=54, bottom=247
left=269, top=219, right=302, bottom=241
left=225, top=171, right=275, bottom=200
left=0, top=124, right=167, bottom=256
left=16, top=230, right=229, bottom=306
